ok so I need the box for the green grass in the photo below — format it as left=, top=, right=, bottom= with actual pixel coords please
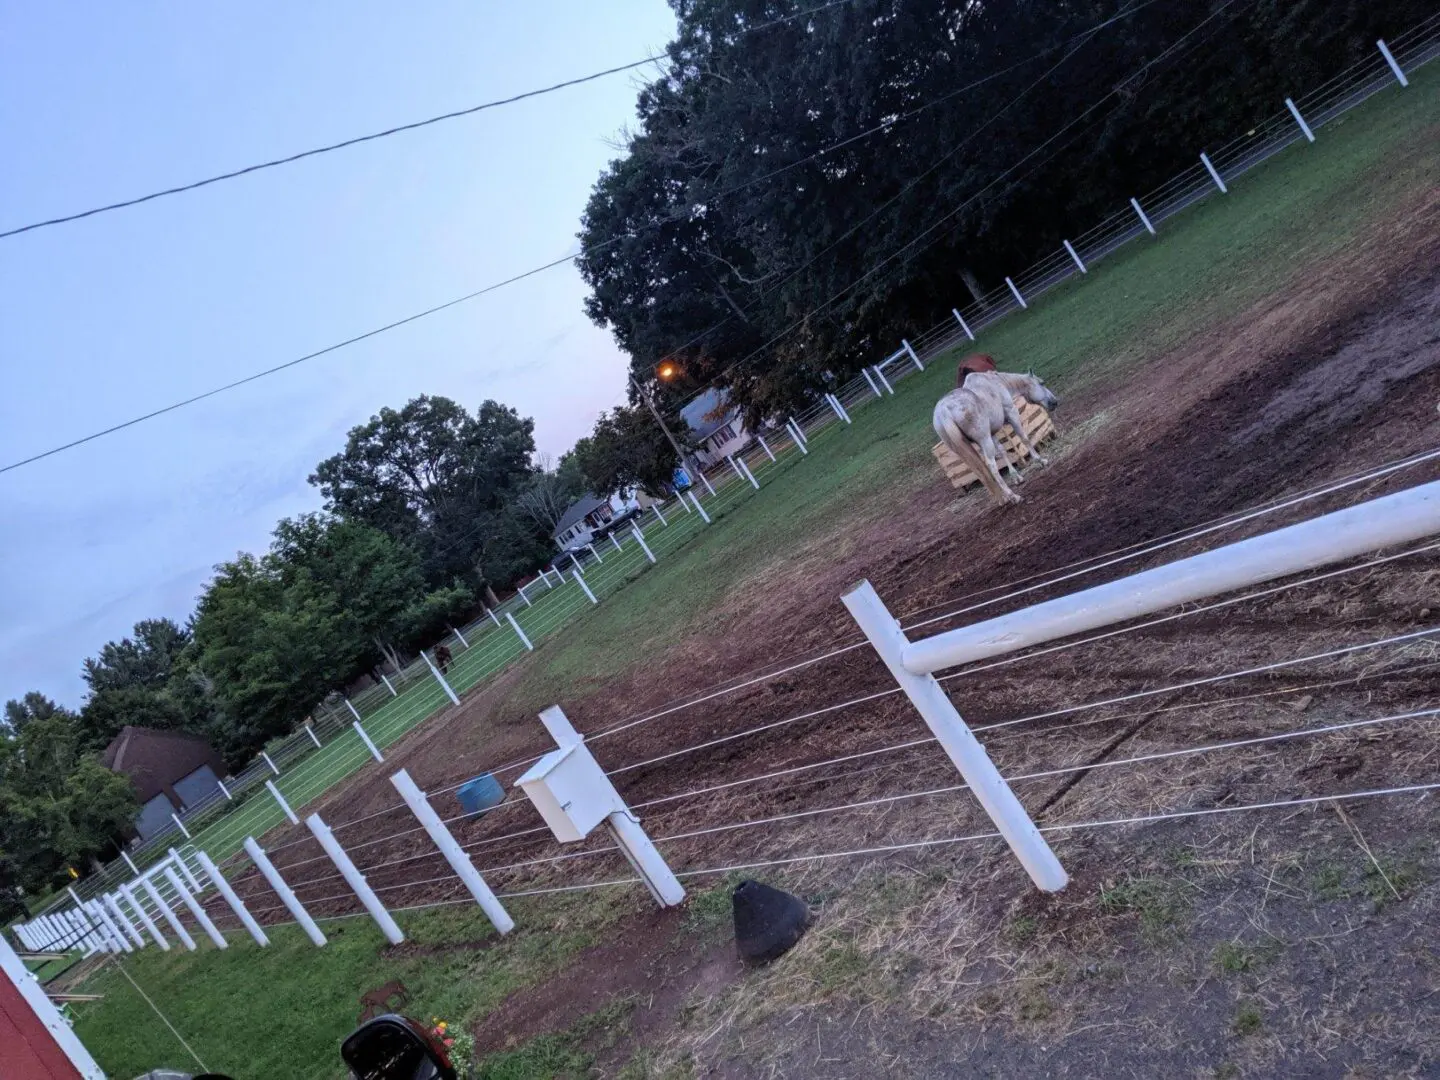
left=67, top=60, right=1440, bottom=1078
left=70, top=891, right=628, bottom=1080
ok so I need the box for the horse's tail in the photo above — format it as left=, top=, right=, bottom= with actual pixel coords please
left=935, top=407, right=1008, bottom=503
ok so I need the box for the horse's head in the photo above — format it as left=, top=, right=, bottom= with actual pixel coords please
left=1016, top=370, right=1059, bottom=412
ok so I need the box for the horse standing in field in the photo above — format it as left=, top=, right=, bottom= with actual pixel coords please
left=933, top=370, right=1058, bottom=506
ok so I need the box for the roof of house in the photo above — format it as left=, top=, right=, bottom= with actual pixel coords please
left=680, top=388, right=738, bottom=441
left=102, top=726, right=223, bottom=803
left=552, top=493, right=611, bottom=538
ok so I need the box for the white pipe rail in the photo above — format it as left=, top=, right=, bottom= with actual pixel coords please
left=902, top=340, right=924, bottom=371
left=391, top=770, right=514, bottom=934
left=873, top=366, right=895, bottom=394
left=903, top=479, right=1440, bottom=676
left=105, top=893, right=147, bottom=949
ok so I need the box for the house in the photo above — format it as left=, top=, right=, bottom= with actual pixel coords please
left=551, top=493, right=615, bottom=552
left=102, top=726, right=229, bottom=843
left=680, top=388, right=751, bottom=468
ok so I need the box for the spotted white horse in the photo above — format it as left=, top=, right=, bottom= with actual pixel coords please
left=933, top=370, right=1058, bottom=505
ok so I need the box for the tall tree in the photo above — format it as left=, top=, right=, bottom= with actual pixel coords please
left=579, top=0, right=1436, bottom=419
left=309, top=395, right=548, bottom=592
left=573, top=404, right=683, bottom=497
left=81, top=618, right=190, bottom=696
left=0, top=700, right=136, bottom=894
left=513, top=453, right=591, bottom=534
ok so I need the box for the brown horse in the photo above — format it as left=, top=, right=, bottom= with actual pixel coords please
left=955, top=353, right=997, bottom=387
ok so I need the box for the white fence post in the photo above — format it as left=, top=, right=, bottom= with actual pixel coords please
left=121, top=851, right=140, bottom=875
left=1285, top=97, right=1316, bottom=142
left=262, top=751, right=280, bottom=776
left=952, top=308, right=976, bottom=341
left=573, top=570, right=599, bottom=605
left=343, top=698, right=363, bottom=724
left=423, top=650, right=462, bottom=705
left=1129, top=196, right=1156, bottom=235
left=119, top=884, right=169, bottom=950
left=1063, top=239, right=1088, bottom=273
left=632, top=525, right=656, bottom=564
left=825, top=393, right=852, bottom=424
left=195, top=850, right=270, bottom=947
left=861, top=368, right=882, bottom=397
left=1199, top=151, right=1227, bottom=193
left=244, top=837, right=327, bottom=947
left=452, top=623, right=471, bottom=648
left=265, top=779, right=299, bottom=825
left=390, top=770, right=514, bottom=935
left=142, top=879, right=197, bottom=951
left=902, top=339, right=924, bottom=371
left=168, top=848, right=202, bottom=893
left=588, top=542, right=604, bottom=564
left=1005, top=276, right=1029, bottom=308
left=786, top=419, right=809, bottom=452
left=506, top=611, right=536, bottom=650
left=873, top=365, right=895, bottom=395
left=842, top=580, right=1069, bottom=892
left=610, top=533, right=623, bottom=553
left=306, top=724, right=323, bottom=749
left=353, top=720, right=384, bottom=763
left=104, top=893, right=147, bottom=949
left=306, top=813, right=404, bottom=945
left=485, top=606, right=502, bottom=628
left=756, top=434, right=777, bottom=461
left=1377, top=38, right=1408, bottom=87
left=85, top=900, right=131, bottom=953
left=163, top=867, right=227, bottom=950
left=689, top=489, right=712, bottom=523
left=652, top=503, right=668, bottom=527
left=169, top=813, right=191, bottom=840
left=698, top=469, right=718, bottom=497
left=737, top=456, right=760, bottom=489
left=216, top=778, right=233, bottom=801
left=380, top=672, right=398, bottom=696
left=520, top=706, right=686, bottom=908
left=517, top=582, right=534, bottom=608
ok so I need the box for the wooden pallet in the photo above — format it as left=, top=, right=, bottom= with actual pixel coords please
left=932, top=400, right=1056, bottom=489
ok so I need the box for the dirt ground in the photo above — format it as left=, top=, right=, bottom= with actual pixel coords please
left=205, top=184, right=1440, bottom=1076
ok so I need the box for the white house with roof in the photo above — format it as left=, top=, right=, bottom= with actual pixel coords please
left=551, top=493, right=615, bottom=552
left=680, top=388, right=751, bottom=468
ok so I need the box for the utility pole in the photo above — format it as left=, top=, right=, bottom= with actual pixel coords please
left=630, top=375, right=702, bottom=484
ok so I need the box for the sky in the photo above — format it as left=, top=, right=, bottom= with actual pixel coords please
left=0, top=1, right=680, bottom=709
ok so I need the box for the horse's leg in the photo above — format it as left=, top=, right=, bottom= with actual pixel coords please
left=977, top=433, right=1021, bottom=504
left=1001, top=399, right=1048, bottom=467
left=992, top=438, right=1022, bottom=484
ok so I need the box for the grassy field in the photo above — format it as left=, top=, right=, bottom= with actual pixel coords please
left=66, top=63, right=1440, bottom=1080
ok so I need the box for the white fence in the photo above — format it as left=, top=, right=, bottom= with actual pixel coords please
left=16, top=15, right=1440, bottom=957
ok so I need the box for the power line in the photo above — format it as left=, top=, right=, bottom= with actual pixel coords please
left=0, top=1, right=1166, bottom=475
left=0, top=0, right=868, bottom=241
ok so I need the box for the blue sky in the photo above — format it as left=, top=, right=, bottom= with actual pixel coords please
left=0, top=1, right=678, bottom=708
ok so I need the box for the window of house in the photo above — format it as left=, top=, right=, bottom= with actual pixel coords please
left=711, top=423, right=735, bottom=444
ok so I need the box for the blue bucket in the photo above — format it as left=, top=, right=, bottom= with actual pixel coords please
left=456, top=773, right=505, bottom=815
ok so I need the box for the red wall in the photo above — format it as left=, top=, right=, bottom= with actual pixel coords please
left=0, top=975, right=81, bottom=1079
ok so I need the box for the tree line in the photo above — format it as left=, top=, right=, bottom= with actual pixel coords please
left=574, top=0, right=1432, bottom=443
left=3, top=394, right=618, bottom=905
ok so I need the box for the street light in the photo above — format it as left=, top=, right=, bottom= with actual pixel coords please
left=630, top=361, right=700, bottom=486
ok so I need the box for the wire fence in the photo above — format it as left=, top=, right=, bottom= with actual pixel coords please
left=19, top=15, right=1440, bottom=957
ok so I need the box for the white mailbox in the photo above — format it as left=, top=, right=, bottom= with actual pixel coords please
left=515, top=741, right=623, bottom=843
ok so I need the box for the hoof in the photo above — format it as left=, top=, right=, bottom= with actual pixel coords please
left=1004, top=493, right=1024, bottom=505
